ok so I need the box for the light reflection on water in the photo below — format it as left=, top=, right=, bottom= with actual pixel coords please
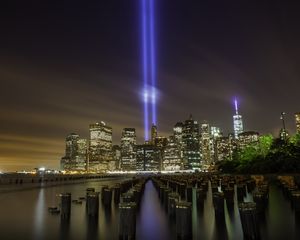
left=0, top=178, right=299, bottom=239
left=34, top=188, right=45, bottom=240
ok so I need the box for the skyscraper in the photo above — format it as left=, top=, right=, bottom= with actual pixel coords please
left=112, top=145, right=121, bottom=170
left=210, top=126, right=222, bottom=162
left=233, top=99, right=244, bottom=139
left=201, top=122, right=211, bottom=164
left=136, top=144, right=160, bottom=171
left=182, top=115, right=201, bottom=170
left=76, top=138, right=88, bottom=170
left=295, top=113, right=300, bottom=134
left=61, top=133, right=87, bottom=171
left=151, top=124, right=158, bottom=144
left=216, top=137, right=231, bottom=161
left=162, top=136, right=182, bottom=171
left=120, top=128, right=137, bottom=171
left=89, top=121, right=113, bottom=172
left=173, top=122, right=183, bottom=146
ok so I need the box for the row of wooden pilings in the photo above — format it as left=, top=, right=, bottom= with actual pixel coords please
left=50, top=177, right=148, bottom=240
left=151, top=174, right=269, bottom=240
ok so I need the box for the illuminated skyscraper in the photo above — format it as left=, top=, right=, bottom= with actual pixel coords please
left=295, top=113, right=300, bottom=134
left=162, top=136, right=182, bottom=171
left=182, top=115, right=201, bottom=170
left=120, top=128, right=137, bottom=171
left=233, top=99, right=244, bottom=139
left=136, top=144, right=160, bottom=171
left=76, top=138, right=88, bottom=170
left=151, top=124, right=158, bottom=144
left=210, top=126, right=222, bottom=162
left=173, top=122, right=184, bottom=161
left=89, top=121, right=113, bottom=172
left=61, top=133, right=87, bottom=171
left=216, top=137, right=231, bottom=161
left=174, top=122, right=183, bottom=145
left=201, top=122, right=211, bottom=164
left=112, top=145, right=121, bottom=170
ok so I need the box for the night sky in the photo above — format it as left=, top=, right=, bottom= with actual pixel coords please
left=1, top=0, right=300, bottom=171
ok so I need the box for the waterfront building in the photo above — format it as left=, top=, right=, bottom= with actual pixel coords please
left=162, top=136, right=182, bottom=171
left=136, top=144, right=160, bottom=171
left=182, top=115, right=201, bottom=170
left=88, top=121, right=113, bottom=172
left=120, top=128, right=137, bottom=171
left=112, top=145, right=121, bottom=170
left=61, top=133, right=87, bottom=171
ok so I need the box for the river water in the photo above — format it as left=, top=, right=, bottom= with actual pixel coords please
left=0, top=177, right=298, bottom=239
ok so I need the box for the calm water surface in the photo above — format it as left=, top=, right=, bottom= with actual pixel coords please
left=0, top=178, right=298, bottom=239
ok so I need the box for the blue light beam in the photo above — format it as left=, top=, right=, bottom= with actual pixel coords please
left=149, top=0, right=157, bottom=125
left=142, top=0, right=149, bottom=140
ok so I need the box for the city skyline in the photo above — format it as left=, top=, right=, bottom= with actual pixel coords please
left=1, top=0, right=300, bottom=171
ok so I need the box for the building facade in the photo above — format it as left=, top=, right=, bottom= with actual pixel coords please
left=112, top=145, right=121, bottom=170
left=210, top=126, right=222, bottom=162
left=201, top=122, right=211, bottom=164
left=216, top=137, right=231, bottom=161
left=162, top=136, right=182, bottom=171
left=182, top=115, right=201, bottom=170
left=120, top=128, right=137, bottom=171
left=233, top=100, right=244, bottom=139
left=136, top=144, right=160, bottom=171
left=88, top=121, right=113, bottom=172
left=61, top=133, right=87, bottom=171
left=238, top=131, right=259, bottom=149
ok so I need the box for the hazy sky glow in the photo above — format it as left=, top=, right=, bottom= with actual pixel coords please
left=1, top=0, right=300, bottom=171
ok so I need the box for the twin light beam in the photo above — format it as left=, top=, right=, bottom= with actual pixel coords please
left=142, top=0, right=157, bottom=140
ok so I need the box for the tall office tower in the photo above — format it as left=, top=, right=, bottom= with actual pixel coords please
left=151, top=124, right=158, bottom=144
left=233, top=99, right=244, bottom=139
left=173, top=122, right=184, bottom=159
left=216, top=137, right=231, bottom=161
left=162, top=136, right=182, bottom=171
left=210, top=126, right=222, bottom=162
left=76, top=138, right=88, bottom=171
left=182, top=115, right=201, bottom=170
left=136, top=144, right=160, bottom=171
left=89, top=121, right=113, bottom=172
left=201, top=122, right=211, bottom=164
left=112, top=145, right=121, bottom=170
left=61, top=133, right=87, bottom=171
left=174, top=122, right=183, bottom=144
left=295, top=113, right=300, bottom=134
left=238, top=131, right=259, bottom=150
left=154, top=136, right=168, bottom=170
left=120, top=128, right=137, bottom=171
